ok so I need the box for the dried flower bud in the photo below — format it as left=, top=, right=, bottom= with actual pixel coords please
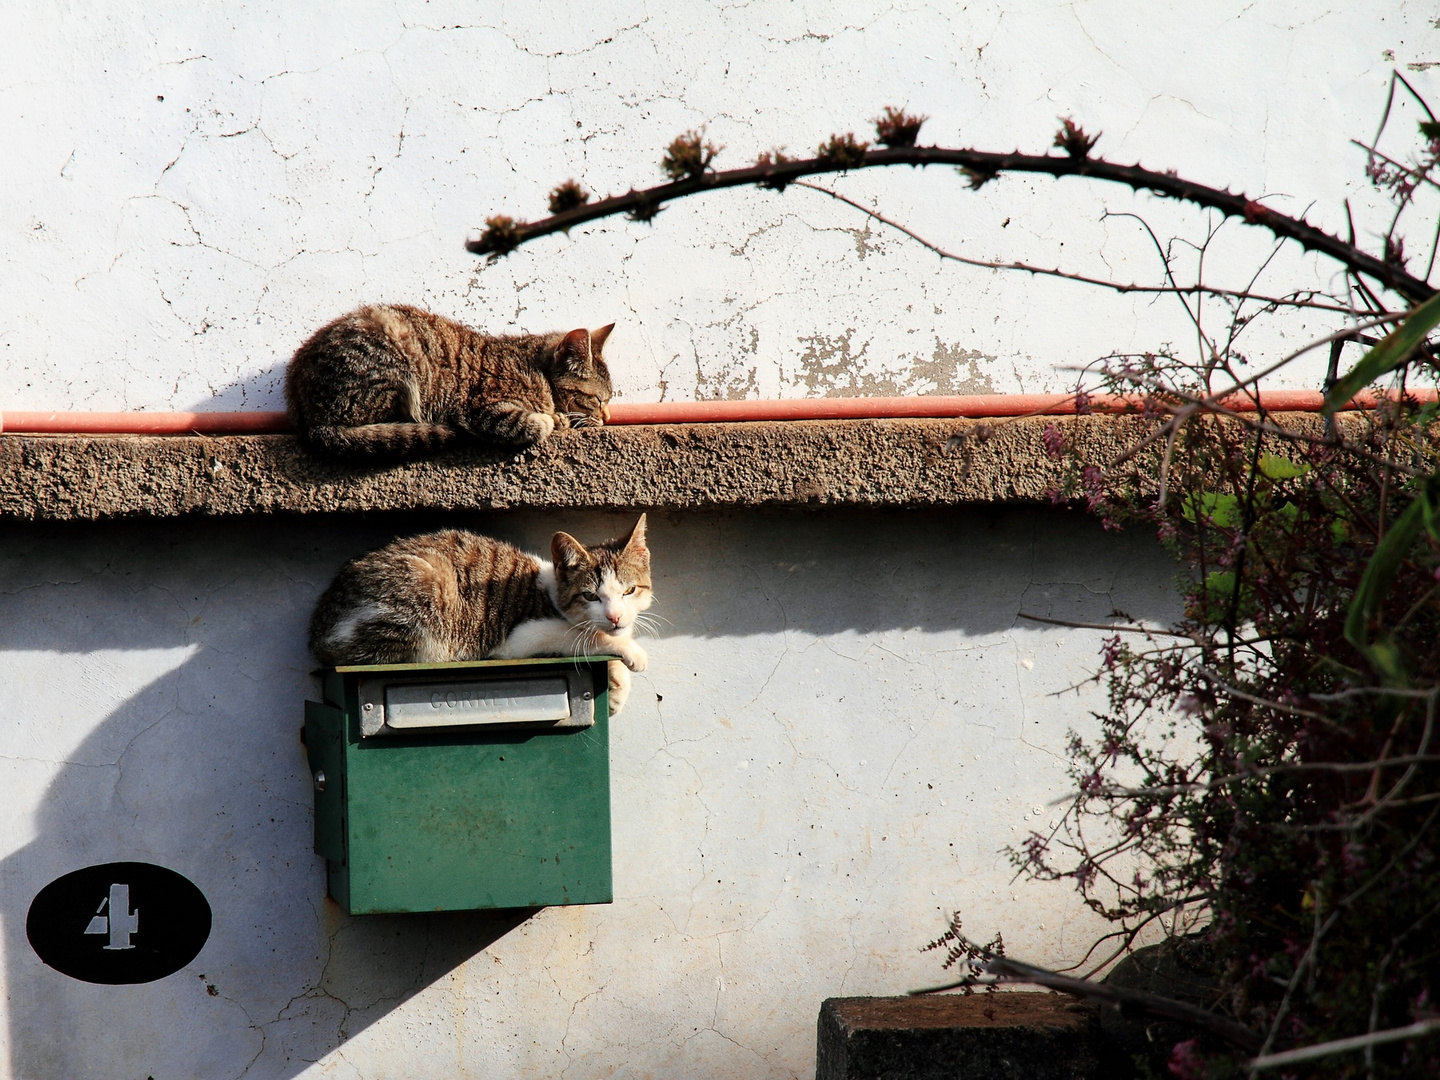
left=662, top=129, right=722, bottom=181
left=1053, top=117, right=1099, bottom=160
left=625, top=190, right=663, bottom=223
left=755, top=148, right=794, bottom=191
left=959, top=165, right=998, bottom=190
left=547, top=179, right=590, bottom=215
left=873, top=106, right=927, bottom=148
left=1041, top=422, right=1067, bottom=460
left=476, top=214, right=523, bottom=260
left=816, top=132, right=869, bottom=170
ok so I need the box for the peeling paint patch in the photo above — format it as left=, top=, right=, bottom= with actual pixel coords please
left=785, top=331, right=996, bottom=397
left=849, top=221, right=882, bottom=261
left=689, top=324, right=761, bottom=401
left=695, top=363, right=760, bottom=401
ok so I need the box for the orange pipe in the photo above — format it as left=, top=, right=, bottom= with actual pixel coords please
left=0, top=410, right=293, bottom=435
left=604, top=391, right=1367, bottom=424
left=0, top=390, right=1432, bottom=435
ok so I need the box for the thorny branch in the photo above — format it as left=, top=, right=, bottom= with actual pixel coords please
left=468, top=127, right=1434, bottom=303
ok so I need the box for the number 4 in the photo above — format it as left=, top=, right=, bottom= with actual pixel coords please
left=83, top=883, right=139, bottom=951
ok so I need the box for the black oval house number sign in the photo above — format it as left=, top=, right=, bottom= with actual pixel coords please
left=27, top=862, right=211, bottom=984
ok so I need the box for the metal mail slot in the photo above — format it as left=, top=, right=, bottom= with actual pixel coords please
left=388, top=677, right=570, bottom=728
left=357, top=668, right=595, bottom=736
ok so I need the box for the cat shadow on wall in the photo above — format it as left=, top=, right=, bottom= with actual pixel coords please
left=190, top=362, right=288, bottom=412
left=0, top=518, right=537, bottom=1080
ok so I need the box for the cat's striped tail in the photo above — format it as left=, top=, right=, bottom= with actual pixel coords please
left=300, top=421, right=458, bottom=463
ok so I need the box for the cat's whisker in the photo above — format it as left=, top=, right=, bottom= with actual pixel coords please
left=566, top=630, right=586, bottom=668
left=566, top=624, right=590, bottom=659
left=571, top=625, right=598, bottom=659
left=631, top=614, right=663, bottom=639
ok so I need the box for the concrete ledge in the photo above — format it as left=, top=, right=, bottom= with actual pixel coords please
left=0, top=414, right=1158, bottom=521
left=816, top=993, right=1102, bottom=1080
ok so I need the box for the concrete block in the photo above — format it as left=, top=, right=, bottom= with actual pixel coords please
left=816, top=993, right=1101, bottom=1080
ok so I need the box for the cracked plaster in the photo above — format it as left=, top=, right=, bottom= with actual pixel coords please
left=0, top=509, right=1178, bottom=1078
left=0, top=4, right=1431, bottom=1078
left=1, top=3, right=1432, bottom=415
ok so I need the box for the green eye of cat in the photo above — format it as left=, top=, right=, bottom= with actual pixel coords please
left=581, top=591, right=599, bottom=601
left=624, top=585, right=637, bottom=595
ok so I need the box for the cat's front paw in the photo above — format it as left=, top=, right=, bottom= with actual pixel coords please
left=596, top=631, right=647, bottom=671
left=607, top=660, right=631, bottom=717
left=550, top=411, right=572, bottom=432
left=525, top=411, right=556, bottom=443
left=620, top=641, right=648, bottom=672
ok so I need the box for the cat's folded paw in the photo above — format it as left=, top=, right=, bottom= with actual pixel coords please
left=607, top=660, right=631, bottom=717
left=621, top=642, right=648, bottom=672
left=525, top=411, right=556, bottom=442
left=550, top=411, right=572, bottom=431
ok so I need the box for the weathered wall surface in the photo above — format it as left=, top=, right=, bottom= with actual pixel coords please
left=1, top=5, right=1424, bottom=1078
left=0, top=508, right=1178, bottom=1078
left=1, top=2, right=1430, bottom=412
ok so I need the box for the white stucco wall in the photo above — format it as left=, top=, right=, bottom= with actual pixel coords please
left=1, top=2, right=1432, bottom=412
left=0, top=510, right=1178, bottom=1078
left=1, top=5, right=1434, bottom=1078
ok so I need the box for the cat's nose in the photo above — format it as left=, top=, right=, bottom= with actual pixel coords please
left=601, top=405, right=611, bottom=423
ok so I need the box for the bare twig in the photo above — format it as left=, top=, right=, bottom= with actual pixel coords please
left=1016, top=611, right=1191, bottom=637
left=940, top=955, right=1265, bottom=1052
left=1103, top=755, right=1440, bottom=801
left=1195, top=667, right=1334, bottom=722
left=1248, top=1018, right=1440, bottom=1072
left=788, top=181, right=1358, bottom=312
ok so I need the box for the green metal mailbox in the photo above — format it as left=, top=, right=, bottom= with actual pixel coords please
left=303, top=657, right=613, bottom=915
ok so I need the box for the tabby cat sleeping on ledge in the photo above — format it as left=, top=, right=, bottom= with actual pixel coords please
left=286, top=304, right=616, bottom=463
left=309, top=516, right=652, bottom=716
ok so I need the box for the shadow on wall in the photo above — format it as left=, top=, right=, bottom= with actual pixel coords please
left=0, top=508, right=1176, bottom=1077
left=190, top=360, right=290, bottom=412
left=0, top=518, right=543, bottom=1078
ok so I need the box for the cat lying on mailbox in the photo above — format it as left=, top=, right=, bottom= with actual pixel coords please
left=309, top=516, right=652, bottom=716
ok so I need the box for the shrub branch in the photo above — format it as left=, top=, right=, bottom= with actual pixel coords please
left=467, top=140, right=1433, bottom=302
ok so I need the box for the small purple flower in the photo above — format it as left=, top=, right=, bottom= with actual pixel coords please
left=1042, top=423, right=1066, bottom=460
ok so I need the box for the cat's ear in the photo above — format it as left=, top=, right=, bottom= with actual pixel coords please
left=556, top=328, right=592, bottom=373
left=590, top=323, right=615, bottom=354
left=622, top=514, right=648, bottom=557
left=551, top=531, right=590, bottom=572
